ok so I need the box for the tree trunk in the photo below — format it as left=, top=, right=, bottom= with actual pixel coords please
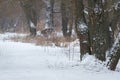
left=75, top=0, right=90, bottom=61
left=108, top=49, right=120, bottom=71
left=107, top=33, right=120, bottom=70
left=61, top=0, right=73, bottom=37
left=107, top=2, right=120, bottom=71
left=87, top=0, right=109, bottom=61
left=20, top=0, right=37, bottom=36
left=45, top=0, right=54, bottom=29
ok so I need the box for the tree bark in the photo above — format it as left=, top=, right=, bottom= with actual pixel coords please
left=20, top=0, right=37, bottom=36
left=61, top=0, right=73, bottom=37
left=42, top=0, right=54, bottom=37
left=45, top=0, right=54, bottom=29
left=87, top=0, right=109, bottom=61
left=75, top=0, right=90, bottom=60
left=107, top=2, right=120, bottom=71
left=107, top=33, right=120, bottom=70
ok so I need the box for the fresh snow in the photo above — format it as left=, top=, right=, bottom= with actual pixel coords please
left=0, top=33, right=120, bottom=80
left=79, top=23, right=88, bottom=32
left=109, top=32, right=120, bottom=55
left=109, top=27, right=112, bottom=31
left=0, top=33, right=27, bottom=40
left=30, top=21, right=36, bottom=28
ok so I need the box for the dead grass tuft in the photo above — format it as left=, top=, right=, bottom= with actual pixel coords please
left=11, top=33, right=77, bottom=47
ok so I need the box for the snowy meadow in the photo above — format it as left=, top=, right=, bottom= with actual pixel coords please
left=0, top=33, right=120, bottom=80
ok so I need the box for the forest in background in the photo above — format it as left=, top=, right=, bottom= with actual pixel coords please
left=0, top=0, right=120, bottom=71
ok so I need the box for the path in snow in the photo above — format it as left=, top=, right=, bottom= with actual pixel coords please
left=0, top=33, right=120, bottom=80
left=0, top=41, right=81, bottom=80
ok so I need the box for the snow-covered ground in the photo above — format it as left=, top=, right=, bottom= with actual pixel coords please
left=0, top=33, right=120, bottom=80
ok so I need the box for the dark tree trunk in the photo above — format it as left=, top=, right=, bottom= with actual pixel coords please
left=107, top=2, right=120, bottom=71
left=61, top=0, right=73, bottom=37
left=107, top=33, right=120, bottom=70
left=42, top=0, right=54, bottom=37
left=75, top=0, right=90, bottom=60
left=20, top=0, right=37, bottom=36
left=110, top=2, right=120, bottom=39
left=108, top=49, right=120, bottom=71
left=87, top=0, right=109, bottom=61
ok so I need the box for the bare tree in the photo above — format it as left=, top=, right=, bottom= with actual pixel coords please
left=107, top=1, right=120, bottom=71
left=20, top=0, right=37, bottom=36
left=41, top=0, right=54, bottom=37
left=44, top=0, right=54, bottom=29
left=61, top=0, right=73, bottom=37
left=75, top=0, right=90, bottom=60
left=86, top=0, right=110, bottom=61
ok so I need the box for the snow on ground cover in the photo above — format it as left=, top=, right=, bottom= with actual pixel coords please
left=0, top=33, right=120, bottom=80
left=0, top=32, right=27, bottom=40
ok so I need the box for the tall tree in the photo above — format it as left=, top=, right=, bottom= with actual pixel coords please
left=87, top=0, right=109, bottom=61
left=61, top=0, right=73, bottom=37
left=42, top=0, right=54, bottom=37
left=107, top=1, right=120, bottom=71
left=20, top=0, right=37, bottom=36
left=44, top=0, right=54, bottom=29
left=107, top=33, right=120, bottom=70
left=75, top=0, right=90, bottom=60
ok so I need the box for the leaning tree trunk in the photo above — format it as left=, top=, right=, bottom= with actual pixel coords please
left=107, top=0, right=115, bottom=49
left=110, top=1, right=120, bottom=41
left=107, top=2, right=120, bottom=71
left=20, top=0, right=37, bottom=36
left=107, top=33, right=120, bottom=70
left=75, top=0, right=90, bottom=61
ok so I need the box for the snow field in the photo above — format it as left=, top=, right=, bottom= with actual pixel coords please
left=0, top=33, right=120, bottom=80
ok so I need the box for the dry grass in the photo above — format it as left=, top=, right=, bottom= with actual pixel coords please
left=9, top=21, right=77, bottom=47
left=11, top=34, right=77, bottom=47
left=37, top=22, right=45, bottom=31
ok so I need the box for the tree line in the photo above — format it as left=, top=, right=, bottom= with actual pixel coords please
left=0, top=0, right=120, bottom=71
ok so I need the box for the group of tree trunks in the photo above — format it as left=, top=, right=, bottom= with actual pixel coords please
left=20, top=0, right=74, bottom=37
left=75, top=0, right=120, bottom=70
left=0, top=0, right=119, bottom=71
left=16, top=0, right=120, bottom=71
